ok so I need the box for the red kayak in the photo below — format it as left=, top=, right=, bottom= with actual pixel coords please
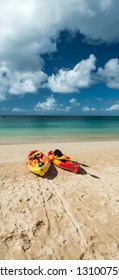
left=48, top=149, right=80, bottom=173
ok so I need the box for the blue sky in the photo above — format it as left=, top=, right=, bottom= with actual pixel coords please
left=0, top=0, right=119, bottom=115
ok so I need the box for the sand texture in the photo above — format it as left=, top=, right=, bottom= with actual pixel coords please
left=0, top=140, right=119, bottom=260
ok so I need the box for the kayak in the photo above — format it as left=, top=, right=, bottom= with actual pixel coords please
left=27, top=150, right=51, bottom=176
left=48, top=149, right=80, bottom=173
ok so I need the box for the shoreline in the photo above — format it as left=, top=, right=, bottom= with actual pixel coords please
left=0, top=140, right=119, bottom=259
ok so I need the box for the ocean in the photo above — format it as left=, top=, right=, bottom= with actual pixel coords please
left=0, top=115, right=119, bottom=143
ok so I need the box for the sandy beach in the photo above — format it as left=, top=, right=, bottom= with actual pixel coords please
left=0, top=140, right=119, bottom=260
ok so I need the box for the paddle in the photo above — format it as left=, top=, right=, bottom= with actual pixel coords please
left=88, top=173, right=100, bottom=179
left=55, top=158, right=89, bottom=167
left=55, top=156, right=100, bottom=179
left=79, top=162, right=90, bottom=167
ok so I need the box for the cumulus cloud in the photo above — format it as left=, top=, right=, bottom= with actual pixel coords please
left=0, top=62, right=47, bottom=98
left=0, top=0, right=119, bottom=72
left=97, top=58, right=119, bottom=89
left=35, top=95, right=58, bottom=111
left=12, top=107, right=27, bottom=112
left=34, top=95, right=72, bottom=112
left=9, top=70, right=47, bottom=95
left=1, top=0, right=119, bottom=64
left=105, top=104, right=119, bottom=111
left=47, top=54, right=96, bottom=93
left=69, top=98, right=80, bottom=106
left=82, top=106, right=96, bottom=112
left=1, top=0, right=119, bottom=98
left=0, top=0, right=58, bottom=71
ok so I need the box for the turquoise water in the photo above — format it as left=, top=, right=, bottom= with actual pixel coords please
left=0, top=116, right=119, bottom=138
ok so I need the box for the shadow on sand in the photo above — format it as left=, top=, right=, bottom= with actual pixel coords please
left=78, top=165, right=100, bottom=179
left=41, top=162, right=100, bottom=180
left=44, top=163, right=58, bottom=180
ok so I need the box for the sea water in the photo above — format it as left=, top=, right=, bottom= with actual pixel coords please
left=0, top=116, right=119, bottom=139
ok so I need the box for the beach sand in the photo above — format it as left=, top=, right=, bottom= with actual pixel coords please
left=0, top=140, right=119, bottom=260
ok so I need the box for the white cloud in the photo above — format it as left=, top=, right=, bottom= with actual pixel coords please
left=69, top=98, right=80, bottom=106
left=0, top=0, right=118, bottom=72
left=34, top=95, right=72, bottom=112
left=0, top=0, right=119, bottom=72
left=48, top=54, right=96, bottom=93
left=0, top=0, right=58, bottom=71
left=0, top=62, right=47, bottom=98
left=91, top=107, right=96, bottom=111
left=9, top=70, right=47, bottom=95
left=97, top=58, right=119, bottom=89
left=105, top=104, right=119, bottom=111
left=0, top=0, right=119, bottom=98
left=35, top=95, right=58, bottom=111
left=12, top=107, right=26, bottom=112
left=82, top=106, right=96, bottom=112
left=82, top=106, right=90, bottom=112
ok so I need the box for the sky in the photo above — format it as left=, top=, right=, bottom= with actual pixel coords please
left=0, top=0, right=119, bottom=115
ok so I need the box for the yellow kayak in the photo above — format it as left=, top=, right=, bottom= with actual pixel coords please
left=27, top=150, right=51, bottom=176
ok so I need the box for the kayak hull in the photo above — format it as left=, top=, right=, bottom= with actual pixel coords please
left=27, top=150, right=51, bottom=176
left=48, top=151, right=80, bottom=173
